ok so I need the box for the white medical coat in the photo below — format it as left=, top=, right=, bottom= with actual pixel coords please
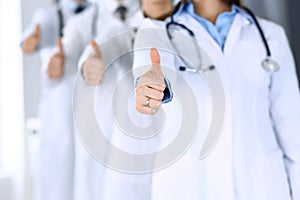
left=132, top=11, right=300, bottom=200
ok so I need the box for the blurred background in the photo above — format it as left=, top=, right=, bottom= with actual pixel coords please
left=0, top=0, right=299, bottom=200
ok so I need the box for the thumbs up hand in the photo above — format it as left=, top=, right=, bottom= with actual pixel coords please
left=135, top=48, right=166, bottom=115
left=47, top=38, right=64, bottom=80
left=82, top=40, right=105, bottom=85
left=22, top=24, right=40, bottom=54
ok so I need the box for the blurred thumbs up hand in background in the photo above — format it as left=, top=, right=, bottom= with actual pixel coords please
left=47, top=38, right=64, bottom=80
left=82, top=40, right=105, bottom=85
left=22, top=24, right=40, bottom=54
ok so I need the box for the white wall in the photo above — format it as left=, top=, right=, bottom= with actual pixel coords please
left=0, top=0, right=25, bottom=199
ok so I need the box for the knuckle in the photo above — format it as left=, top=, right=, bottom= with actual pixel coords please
left=150, top=108, right=158, bottom=115
left=160, top=92, right=164, bottom=100
left=135, top=86, right=143, bottom=94
left=158, top=101, right=162, bottom=107
left=136, top=105, right=145, bottom=114
left=152, top=101, right=161, bottom=108
left=135, top=95, right=140, bottom=102
left=135, top=104, right=140, bottom=111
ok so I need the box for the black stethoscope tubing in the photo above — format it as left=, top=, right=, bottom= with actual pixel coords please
left=166, top=2, right=280, bottom=72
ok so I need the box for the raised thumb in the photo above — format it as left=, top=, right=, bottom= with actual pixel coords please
left=90, top=40, right=101, bottom=58
left=34, top=23, right=40, bottom=36
left=150, top=48, right=161, bottom=71
left=56, top=38, right=63, bottom=55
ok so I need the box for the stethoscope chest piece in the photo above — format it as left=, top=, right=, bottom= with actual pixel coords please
left=261, top=57, right=280, bottom=72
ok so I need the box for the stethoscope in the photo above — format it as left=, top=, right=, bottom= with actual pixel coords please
left=55, top=0, right=64, bottom=37
left=166, top=2, right=280, bottom=73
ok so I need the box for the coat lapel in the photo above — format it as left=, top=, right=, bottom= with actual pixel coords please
left=223, top=13, right=251, bottom=57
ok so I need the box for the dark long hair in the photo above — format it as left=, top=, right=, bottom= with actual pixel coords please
left=227, top=0, right=243, bottom=7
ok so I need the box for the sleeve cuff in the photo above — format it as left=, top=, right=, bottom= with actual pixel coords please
left=162, top=76, right=173, bottom=103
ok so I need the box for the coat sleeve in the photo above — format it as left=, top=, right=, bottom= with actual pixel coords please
left=77, top=41, right=94, bottom=79
left=270, top=28, right=300, bottom=200
left=21, top=8, right=59, bottom=51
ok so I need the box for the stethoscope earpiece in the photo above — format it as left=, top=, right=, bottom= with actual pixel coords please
left=261, top=57, right=280, bottom=72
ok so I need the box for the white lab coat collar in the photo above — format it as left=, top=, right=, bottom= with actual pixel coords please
left=173, top=11, right=251, bottom=60
left=122, top=0, right=140, bottom=17
left=60, top=0, right=78, bottom=10
left=60, top=0, right=88, bottom=13
left=223, top=13, right=251, bottom=56
left=173, top=12, right=224, bottom=60
left=101, top=0, right=140, bottom=16
left=124, top=9, right=144, bottom=29
left=101, top=0, right=118, bottom=14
